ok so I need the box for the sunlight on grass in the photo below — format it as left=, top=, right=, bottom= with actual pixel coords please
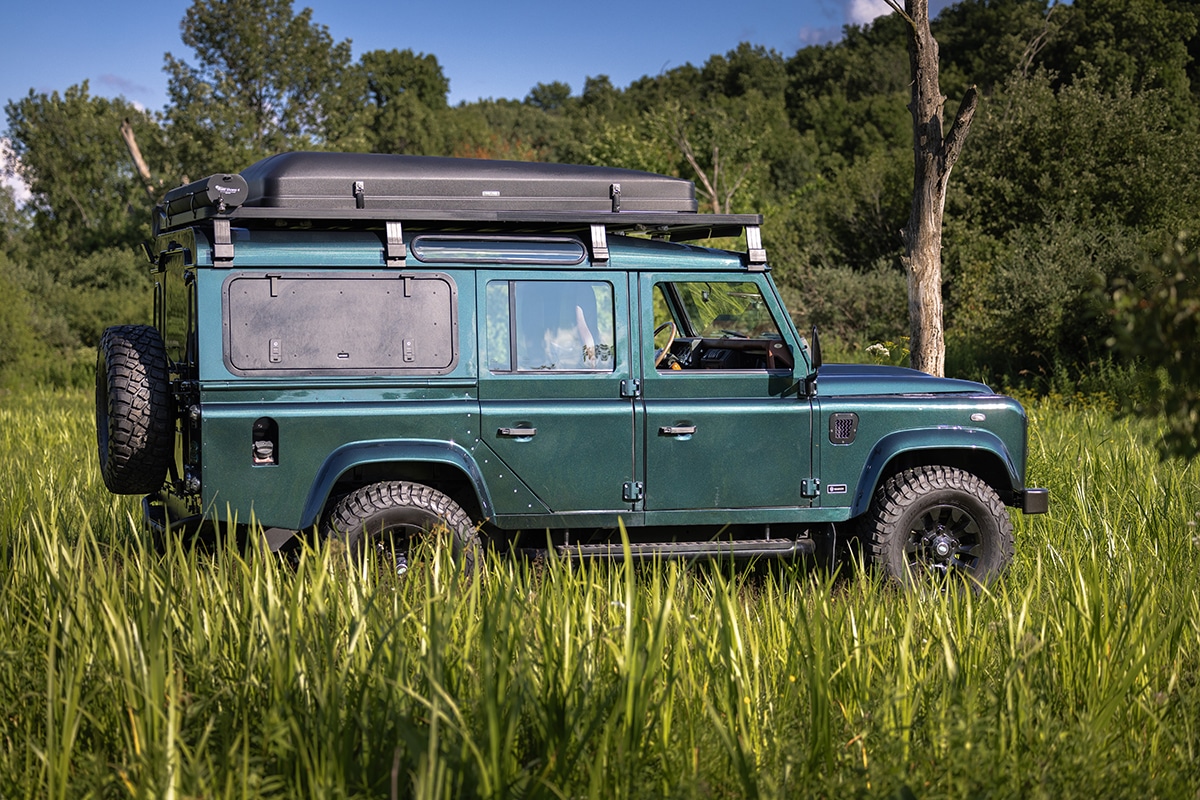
left=0, top=389, right=1198, bottom=797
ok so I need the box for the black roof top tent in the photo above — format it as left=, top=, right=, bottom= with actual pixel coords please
left=156, top=151, right=767, bottom=266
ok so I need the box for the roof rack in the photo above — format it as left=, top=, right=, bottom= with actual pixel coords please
left=156, top=152, right=766, bottom=263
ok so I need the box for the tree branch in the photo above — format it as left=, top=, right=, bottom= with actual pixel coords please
left=119, top=118, right=157, bottom=201
left=673, top=122, right=719, bottom=213
left=940, top=85, right=978, bottom=176
left=880, top=0, right=914, bottom=27
left=1018, top=3, right=1058, bottom=78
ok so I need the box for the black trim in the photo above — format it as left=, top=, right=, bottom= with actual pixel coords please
left=1021, top=488, right=1050, bottom=514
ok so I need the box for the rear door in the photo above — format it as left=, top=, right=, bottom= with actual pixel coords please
left=477, top=271, right=638, bottom=516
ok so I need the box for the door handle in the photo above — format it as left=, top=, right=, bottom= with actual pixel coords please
left=498, top=427, right=537, bottom=437
left=659, top=425, right=697, bottom=436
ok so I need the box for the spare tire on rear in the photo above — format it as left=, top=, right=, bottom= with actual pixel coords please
left=96, top=325, right=174, bottom=495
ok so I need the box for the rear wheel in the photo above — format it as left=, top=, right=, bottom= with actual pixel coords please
left=95, top=325, right=174, bottom=495
left=861, top=466, right=1013, bottom=586
left=324, top=481, right=480, bottom=575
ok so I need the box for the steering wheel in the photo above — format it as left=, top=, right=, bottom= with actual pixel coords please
left=653, top=320, right=678, bottom=367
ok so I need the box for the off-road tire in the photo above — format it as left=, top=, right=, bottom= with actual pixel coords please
left=96, top=325, right=174, bottom=495
left=861, top=465, right=1013, bottom=586
left=324, top=481, right=480, bottom=575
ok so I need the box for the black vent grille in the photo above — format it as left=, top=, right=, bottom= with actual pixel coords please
left=829, top=412, right=859, bottom=444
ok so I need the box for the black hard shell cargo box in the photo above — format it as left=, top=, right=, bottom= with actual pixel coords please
left=154, top=152, right=763, bottom=250
left=238, top=152, right=696, bottom=213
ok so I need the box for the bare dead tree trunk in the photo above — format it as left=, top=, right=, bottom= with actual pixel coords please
left=120, top=118, right=157, bottom=201
left=884, top=0, right=978, bottom=376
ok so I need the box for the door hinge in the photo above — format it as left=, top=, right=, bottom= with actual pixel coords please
left=623, top=481, right=644, bottom=503
left=801, top=478, right=821, bottom=498
left=620, top=378, right=641, bottom=398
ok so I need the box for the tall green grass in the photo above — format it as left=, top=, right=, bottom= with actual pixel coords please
left=1, top=389, right=1198, bottom=798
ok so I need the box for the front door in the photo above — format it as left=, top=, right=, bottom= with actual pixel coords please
left=478, top=272, right=637, bottom=516
left=638, top=274, right=813, bottom=514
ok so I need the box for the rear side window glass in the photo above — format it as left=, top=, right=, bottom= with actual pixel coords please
left=486, top=280, right=614, bottom=372
left=412, top=235, right=586, bottom=265
left=223, top=272, right=457, bottom=376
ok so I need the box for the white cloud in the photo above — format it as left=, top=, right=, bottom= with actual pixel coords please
left=847, top=0, right=895, bottom=25
left=0, top=138, right=32, bottom=206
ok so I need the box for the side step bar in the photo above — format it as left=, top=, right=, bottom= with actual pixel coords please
left=556, top=538, right=816, bottom=561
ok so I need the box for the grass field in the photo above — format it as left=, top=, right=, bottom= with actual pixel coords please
left=1, top=389, right=1198, bottom=798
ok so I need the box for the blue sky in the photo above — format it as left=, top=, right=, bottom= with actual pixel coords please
left=0, top=0, right=921, bottom=113
left=1, top=0, right=947, bottom=200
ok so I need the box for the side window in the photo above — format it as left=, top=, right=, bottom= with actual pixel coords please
left=668, top=281, right=781, bottom=339
left=653, top=280, right=792, bottom=371
left=486, top=280, right=615, bottom=372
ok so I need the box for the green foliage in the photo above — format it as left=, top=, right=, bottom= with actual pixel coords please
left=446, top=98, right=562, bottom=162
left=4, top=82, right=164, bottom=250
left=1048, top=0, right=1199, bottom=105
left=780, top=259, right=909, bottom=349
left=954, top=71, right=1200, bottom=238
left=525, top=81, right=574, bottom=113
left=1, top=390, right=1198, bottom=795
left=0, top=181, right=31, bottom=254
left=0, top=240, right=150, bottom=390
left=571, top=119, right=678, bottom=176
left=649, top=95, right=773, bottom=214
left=0, top=253, right=47, bottom=385
left=785, top=14, right=911, bottom=163
left=355, top=49, right=453, bottom=155
left=4, top=0, right=1200, bottom=391
left=164, top=0, right=356, bottom=176
left=1111, top=238, right=1200, bottom=458
left=362, top=48, right=449, bottom=110
left=933, top=0, right=1061, bottom=94
left=701, top=43, right=789, bottom=100
left=944, top=68, right=1200, bottom=378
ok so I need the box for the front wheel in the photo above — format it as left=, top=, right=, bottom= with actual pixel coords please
left=860, top=466, right=1013, bottom=586
left=323, top=481, right=480, bottom=576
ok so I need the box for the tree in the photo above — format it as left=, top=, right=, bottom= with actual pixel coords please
left=933, top=0, right=1061, bottom=94
left=358, top=49, right=451, bottom=155
left=883, top=0, right=979, bottom=376
left=651, top=93, right=780, bottom=215
left=164, top=0, right=355, bottom=177
left=579, top=75, right=621, bottom=117
left=1049, top=0, right=1198, bottom=104
left=4, top=82, right=165, bottom=250
left=0, top=251, right=47, bottom=387
left=785, top=14, right=911, bottom=163
left=525, top=81, right=573, bottom=113
left=1111, top=239, right=1200, bottom=459
left=942, top=70, right=1200, bottom=378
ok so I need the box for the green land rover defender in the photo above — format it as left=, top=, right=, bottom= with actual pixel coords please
left=95, top=151, right=1047, bottom=583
